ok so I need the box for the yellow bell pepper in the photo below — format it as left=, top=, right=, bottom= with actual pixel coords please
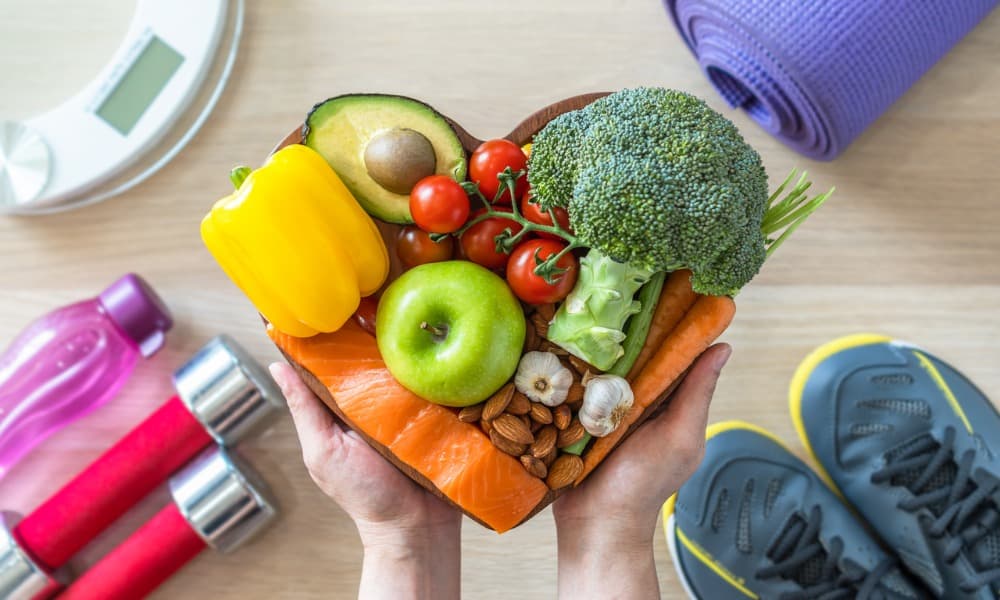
left=201, top=144, right=389, bottom=337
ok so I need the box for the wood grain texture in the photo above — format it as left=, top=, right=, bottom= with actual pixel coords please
left=276, top=91, right=609, bottom=153
left=1, top=1, right=999, bottom=598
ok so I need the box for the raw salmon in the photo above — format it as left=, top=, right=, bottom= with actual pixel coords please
left=268, top=321, right=549, bottom=532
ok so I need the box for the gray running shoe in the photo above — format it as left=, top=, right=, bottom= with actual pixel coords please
left=665, top=420, right=925, bottom=599
left=792, top=334, right=1000, bottom=598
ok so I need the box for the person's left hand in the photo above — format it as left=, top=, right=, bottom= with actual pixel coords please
left=269, top=362, right=461, bottom=600
left=269, top=362, right=458, bottom=534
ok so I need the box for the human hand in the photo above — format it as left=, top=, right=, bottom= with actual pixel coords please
left=269, top=362, right=461, bottom=600
left=551, top=344, right=731, bottom=599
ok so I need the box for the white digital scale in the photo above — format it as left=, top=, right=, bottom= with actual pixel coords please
left=0, top=0, right=244, bottom=215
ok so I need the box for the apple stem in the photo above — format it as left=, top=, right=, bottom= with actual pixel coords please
left=420, top=321, right=448, bottom=340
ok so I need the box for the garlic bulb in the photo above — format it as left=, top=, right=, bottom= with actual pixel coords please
left=514, top=351, right=573, bottom=407
left=579, top=374, right=634, bottom=437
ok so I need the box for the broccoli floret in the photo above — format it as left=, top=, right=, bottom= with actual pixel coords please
left=529, top=87, right=770, bottom=294
left=529, top=88, right=831, bottom=367
left=526, top=110, right=588, bottom=209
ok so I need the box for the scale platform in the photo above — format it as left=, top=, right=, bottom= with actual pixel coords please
left=0, top=0, right=244, bottom=215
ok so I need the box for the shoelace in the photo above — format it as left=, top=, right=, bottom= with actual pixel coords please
left=756, top=505, right=895, bottom=600
left=872, top=426, right=1000, bottom=593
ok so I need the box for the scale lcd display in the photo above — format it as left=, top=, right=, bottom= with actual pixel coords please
left=95, top=36, right=184, bottom=135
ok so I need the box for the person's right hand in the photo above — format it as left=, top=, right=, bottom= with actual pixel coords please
left=552, top=343, right=731, bottom=599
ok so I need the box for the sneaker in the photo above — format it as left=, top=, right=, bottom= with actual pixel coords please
left=791, top=334, right=1000, bottom=598
left=664, top=420, right=925, bottom=599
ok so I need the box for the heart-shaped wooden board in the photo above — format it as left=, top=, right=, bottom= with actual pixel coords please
left=265, top=93, right=730, bottom=532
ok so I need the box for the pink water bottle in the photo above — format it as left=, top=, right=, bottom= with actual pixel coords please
left=0, top=274, right=172, bottom=480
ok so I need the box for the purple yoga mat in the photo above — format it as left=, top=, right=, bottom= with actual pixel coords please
left=665, top=0, right=999, bottom=160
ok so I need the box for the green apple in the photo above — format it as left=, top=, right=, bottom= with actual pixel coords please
left=376, top=260, right=525, bottom=407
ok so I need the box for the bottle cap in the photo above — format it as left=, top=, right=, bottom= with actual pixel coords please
left=168, top=448, right=277, bottom=553
left=0, top=512, right=62, bottom=600
left=173, top=335, right=285, bottom=446
left=99, top=274, right=173, bottom=358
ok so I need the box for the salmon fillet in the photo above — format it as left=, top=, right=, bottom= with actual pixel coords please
left=269, top=321, right=549, bottom=532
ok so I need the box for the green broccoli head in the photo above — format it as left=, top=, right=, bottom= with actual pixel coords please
left=525, top=109, right=588, bottom=209
left=527, top=87, right=770, bottom=296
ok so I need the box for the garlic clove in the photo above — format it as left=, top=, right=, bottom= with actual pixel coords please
left=514, top=351, right=574, bottom=407
left=578, top=374, right=634, bottom=437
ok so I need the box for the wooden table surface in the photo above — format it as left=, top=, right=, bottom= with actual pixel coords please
left=2, top=1, right=999, bottom=598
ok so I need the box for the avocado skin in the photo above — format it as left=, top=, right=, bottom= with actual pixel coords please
left=302, top=93, right=454, bottom=140
left=304, top=94, right=468, bottom=224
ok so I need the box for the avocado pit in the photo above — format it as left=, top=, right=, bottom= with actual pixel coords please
left=364, top=128, right=437, bottom=195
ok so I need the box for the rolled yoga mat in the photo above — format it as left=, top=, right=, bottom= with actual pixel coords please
left=665, top=0, right=999, bottom=160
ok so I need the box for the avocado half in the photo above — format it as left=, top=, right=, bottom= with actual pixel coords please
left=304, top=94, right=467, bottom=224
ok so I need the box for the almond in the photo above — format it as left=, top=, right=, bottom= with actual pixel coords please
left=553, top=404, right=572, bottom=430
left=557, top=418, right=586, bottom=448
left=529, top=334, right=543, bottom=352
left=523, top=322, right=539, bottom=352
left=542, top=450, right=557, bottom=467
left=482, top=382, right=515, bottom=421
left=530, top=426, right=557, bottom=459
left=507, top=391, right=531, bottom=415
left=530, top=312, right=550, bottom=339
left=458, top=404, right=483, bottom=423
left=539, top=340, right=568, bottom=356
left=480, top=419, right=493, bottom=436
left=536, top=303, right=556, bottom=322
left=493, top=414, right=534, bottom=446
left=490, top=429, right=527, bottom=456
left=530, top=419, right=544, bottom=433
left=520, top=414, right=532, bottom=430
left=520, top=455, right=548, bottom=479
left=546, top=454, right=583, bottom=490
left=529, top=402, right=553, bottom=425
left=568, top=354, right=596, bottom=376
left=566, top=380, right=585, bottom=405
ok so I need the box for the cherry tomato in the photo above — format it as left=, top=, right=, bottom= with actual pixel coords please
left=460, top=208, right=524, bottom=270
left=409, top=175, right=470, bottom=233
left=397, top=226, right=454, bottom=269
left=469, top=139, right=528, bottom=204
left=353, top=296, right=378, bottom=335
left=506, top=239, right=578, bottom=304
left=520, top=193, right=572, bottom=240
left=452, top=233, right=469, bottom=260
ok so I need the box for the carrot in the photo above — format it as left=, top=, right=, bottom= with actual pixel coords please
left=577, top=293, right=736, bottom=483
left=625, top=270, right=698, bottom=381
